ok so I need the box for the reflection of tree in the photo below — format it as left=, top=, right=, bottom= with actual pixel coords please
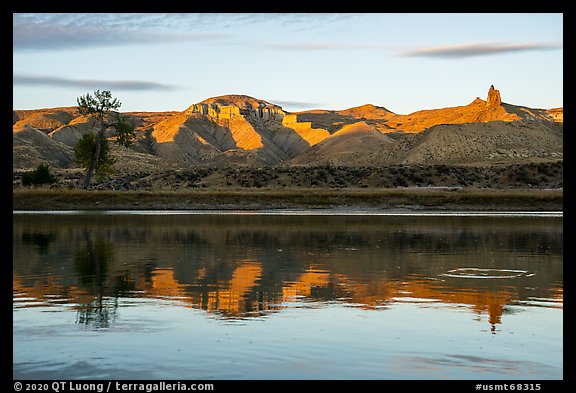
left=74, top=229, right=117, bottom=328
left=21, top=232, right=54, bottom=254
left=76, top=297, right=119, bottom=328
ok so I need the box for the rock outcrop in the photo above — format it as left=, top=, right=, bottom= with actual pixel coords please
left=487, top=85, right=502, bottom=107
left=186, top=95, right=286, bottom=122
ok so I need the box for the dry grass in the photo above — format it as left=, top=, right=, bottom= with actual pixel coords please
left=13, top=187, right=563, bottom=211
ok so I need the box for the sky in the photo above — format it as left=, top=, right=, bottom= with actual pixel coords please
left=13, top=13, right=563, bottom=114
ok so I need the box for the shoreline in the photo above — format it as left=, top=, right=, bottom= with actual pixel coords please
left=12, top=187, right=563, bottom=212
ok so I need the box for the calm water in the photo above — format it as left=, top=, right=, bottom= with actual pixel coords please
left=13, top=211, right=563, bottom=380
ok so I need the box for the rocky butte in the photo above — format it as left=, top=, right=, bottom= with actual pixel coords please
left=186, top=95, right=286, bottom=122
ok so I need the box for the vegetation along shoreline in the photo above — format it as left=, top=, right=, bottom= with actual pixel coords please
left=13, top=187, right=563, bottom=212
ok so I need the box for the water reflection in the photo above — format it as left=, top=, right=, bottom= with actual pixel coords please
left=74, top=230, right=118, bottom=328
left=13, top=214, right=563, bottom=332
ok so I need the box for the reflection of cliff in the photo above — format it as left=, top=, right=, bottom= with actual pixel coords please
left=146, top=268, right=187, bottom=298
left=13, top=214, right=563, bottom=330
left=283, top=267, right=330, bottom=301
left=156, top=265, right=562, bottom=331
left=193, top=261, right=263, bottom=317
left=13, top=261, right=562, bottom=331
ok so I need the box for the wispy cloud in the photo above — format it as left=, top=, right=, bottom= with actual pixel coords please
left=13, top=13, right=228, bottom=51
left=13, top=74, right=176, bottom=91
left=13, top=13, right=359, bottom=52
left=399, top=42, right=562, bottom=59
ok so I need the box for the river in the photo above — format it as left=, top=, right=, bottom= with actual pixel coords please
left=13, top=211, right=563, bottom=379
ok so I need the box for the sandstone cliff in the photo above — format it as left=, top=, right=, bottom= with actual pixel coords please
left=149, top=95, right=309, bottom=165
left=186, top=95, right=286, bottom=122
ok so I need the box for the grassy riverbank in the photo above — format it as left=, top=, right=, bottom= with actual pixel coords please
left=12, top=187, right=563, bottom=211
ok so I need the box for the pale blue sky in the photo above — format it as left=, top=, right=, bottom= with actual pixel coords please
left=13, top=13, right=563, bottom=114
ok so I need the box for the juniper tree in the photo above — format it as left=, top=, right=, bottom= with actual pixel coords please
left=76, top=90, right=133, bottom=187
left=74, top=133, right=115, bottom=182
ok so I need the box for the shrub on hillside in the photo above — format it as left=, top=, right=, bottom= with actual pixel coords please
left=21, top=164, right=57, bottom=186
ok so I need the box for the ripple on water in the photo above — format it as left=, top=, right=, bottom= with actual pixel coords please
left=442, top=268, right=533, bottom=279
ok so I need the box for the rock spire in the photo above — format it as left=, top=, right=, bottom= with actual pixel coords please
left=487, top=85, right=502, bottom=106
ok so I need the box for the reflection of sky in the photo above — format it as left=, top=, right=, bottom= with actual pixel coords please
left=13, top=296, right=562, bottom=379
